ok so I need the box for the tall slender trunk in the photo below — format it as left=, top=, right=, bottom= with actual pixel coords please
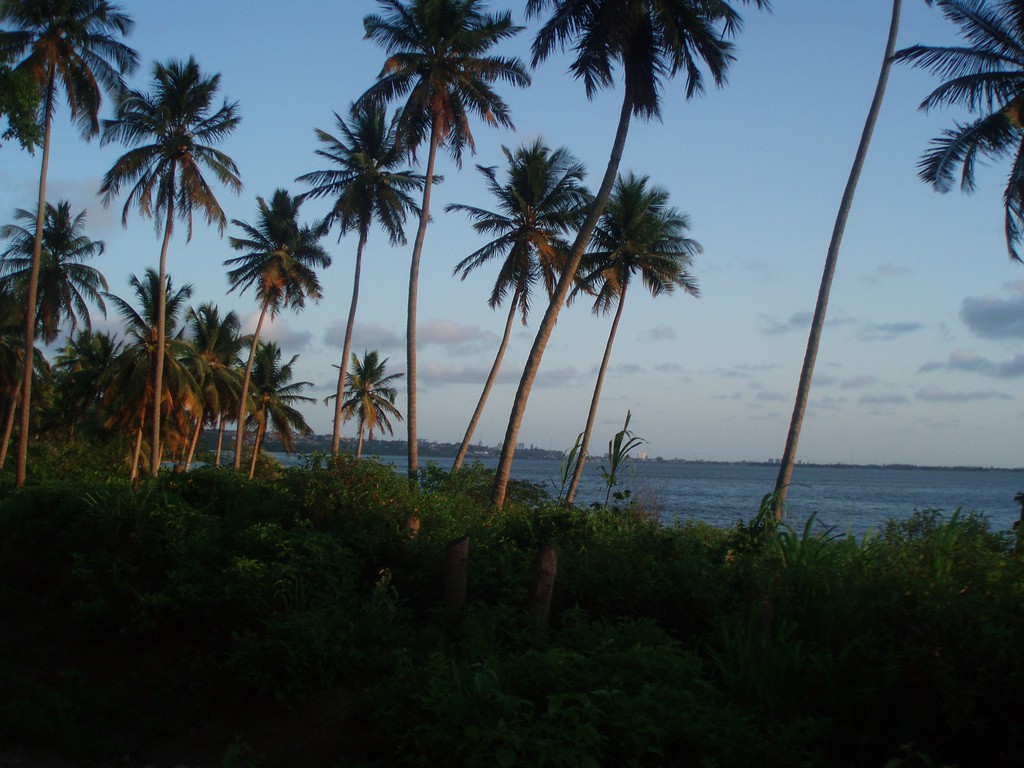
left=566, top=287, right=628, bottom=505
left=215, top=414, right=226, bottom=466
left=452, top=294, right=519, bottom=471
left=130, top=410, right=145, bottom=481
left=405, top=120, right=442, bottom=484
left=491, top=94, right=634, bottom=508
left=332, top=229, right=368, bottom=457
left=247, top=417, right=265, bottom=479
left=150, top=196, right=176, bottom=476
left=1, top=378, right=23, bottom=470
left=356, top=424, right=364, bottom=460
left=15, top=68, right=55, bottom=488
left=772, top=0, right=902, bottom=520
left=233, top=302, right=269, bottom=470
left=185, top=415, right=203, bottom=470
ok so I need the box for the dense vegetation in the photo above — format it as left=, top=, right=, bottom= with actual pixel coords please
left=2, top=442, right=1023, bottom=767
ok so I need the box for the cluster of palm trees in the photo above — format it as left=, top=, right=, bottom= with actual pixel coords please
left=3, top=0, right=1023, bottom=513
left=0, top=187, right=406, bottom=479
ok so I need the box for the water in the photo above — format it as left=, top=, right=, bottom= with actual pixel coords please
left=272, top=453, right=1024, bottom=537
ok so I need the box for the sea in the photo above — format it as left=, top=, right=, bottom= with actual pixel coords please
left=270, top=453, right=1024, bottom=538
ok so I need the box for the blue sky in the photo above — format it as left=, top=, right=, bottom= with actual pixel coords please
left=3, top=1, right=1023, bottom=467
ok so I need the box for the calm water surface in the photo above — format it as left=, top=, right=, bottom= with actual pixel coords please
left=275, top=453, right=1024, bottom=537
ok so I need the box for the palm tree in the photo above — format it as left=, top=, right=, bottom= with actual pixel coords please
left=104, top=269, right=194, bottom=479
left=51, top=328, right=122, bottom=437
left=186, top=302, right=243, bottom=468
left=898, top=0, right=1024, bottom=259
left=0, top=54, right=40, bottom=150
left=100, top=55, right=241, bottom=477
left=447, top=139, right=590, bottom=471
left=771, top=0, right=928, bottom=519
left=244, top=340, right=314, bottom=479
left=563, top=173, right=700, bottom=504
left=490, top=0, right=769, bottom=508
left=0, top=200, right=107, bottom=344
left=0, top=0, right=138, bottom=486
left=296, top=102, right=424, bottom=458
left=225, top=188, right=329, bottom=472
left=335, top=349, right=403, bottom=460
left=0, top=285, right=26, bottom=468
left=359, top=0, right=530, bottom=482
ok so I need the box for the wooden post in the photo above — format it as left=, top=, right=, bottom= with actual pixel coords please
left=528, top=545, right=558, bottom=634
left=443, top=535, right=470, bottom=610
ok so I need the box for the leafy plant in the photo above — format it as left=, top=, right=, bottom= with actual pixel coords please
left=599, top=410, right=644, bottom=509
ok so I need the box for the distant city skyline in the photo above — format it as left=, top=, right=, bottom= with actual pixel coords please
left=3, top=1, right=1023, bottom=468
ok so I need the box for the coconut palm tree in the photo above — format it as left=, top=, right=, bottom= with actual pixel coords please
left=0, top=200, right=107, bottom=344
left=0, top=285, right=26, bottom=468
left=563, top=173, right=700, bottom=504
left=447, top=139, right=590, bottom=471
left=0, top=54, right=40, bottom=150
left=897, top=0, right=1024, bottom=258
left=100, top=55, right=241, bottom=477
left=771, top=1, right=928, bottom=519
left=244, top=340, right=314, bottom=478
left=359, top=0, right=530, bottom=482
left=0, top=0, right=138, bottom=486
left=186, top=302, right=243, bottom=467
left=490, top=0, right=770, bottom=508
left=104, top=269, right=194, bottom=479
left=51, top=327, right=122, bottom=438
left=335, top=349, right=403, bottom=460
left=225, top=188, right=329, bottom=472
left=296, top=102, right=424, bottom=458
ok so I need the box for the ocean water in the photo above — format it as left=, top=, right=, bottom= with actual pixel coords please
left=273, top=453, right=1024, bottom=537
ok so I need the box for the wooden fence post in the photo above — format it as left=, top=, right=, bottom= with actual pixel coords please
left=528, top=544, right=557, bottom=634
left=443, top=535, right=470, bottom=610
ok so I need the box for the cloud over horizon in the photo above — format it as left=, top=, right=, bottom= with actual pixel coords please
left=919, top=348, right=1024, bottom=379
left=961, top=283, right=1024, bottom=339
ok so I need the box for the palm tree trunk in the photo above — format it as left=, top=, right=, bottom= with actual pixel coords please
left=247, top=418, right=265, bottom=479
left=15, top=68, right=55, bottom=488
left=491, top=93, right=634, bottom=509
left=185, top=415, right=203, bottom=470
left=772, top=0, right=902, bottom=520
left=0, top=379, right=23, bottom=470
left=566, top=288, right=628, bottom=505
left=332, top=229, right=368, bottom=457
left=150, top=198, right=176, bottom=476
left=130, top=411, right=145, bottom=482
left=233, top=302, right=269, bottom=470
left=405, top=120, right=442, bottom=484
left=452, top=294, right=519, bottom=472
left=215, top=414, right=226, bottom=466
left=356, top=424, right=364, bottom=460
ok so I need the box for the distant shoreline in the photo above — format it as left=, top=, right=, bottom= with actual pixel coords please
left=232, top=433, right=1024, bottom=474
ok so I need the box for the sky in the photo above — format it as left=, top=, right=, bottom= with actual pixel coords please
left=2, top=0, right=1023, bottom=468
